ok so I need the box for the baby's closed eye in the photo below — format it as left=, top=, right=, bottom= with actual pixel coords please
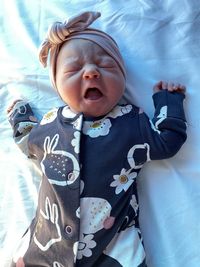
left=63, top=62, right=81, bottom=73
left=98, top=57, right=117, bottom=68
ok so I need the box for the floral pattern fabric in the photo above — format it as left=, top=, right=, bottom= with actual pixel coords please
left=8, top=90, right=187, bottom=267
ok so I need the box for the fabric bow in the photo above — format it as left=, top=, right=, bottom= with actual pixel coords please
left=39, top=11, right=101, bottom=67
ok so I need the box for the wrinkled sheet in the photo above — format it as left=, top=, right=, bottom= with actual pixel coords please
left=1, top=1, right=200, bottom=266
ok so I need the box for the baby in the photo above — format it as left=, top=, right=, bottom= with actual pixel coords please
left=8, top=11, right=187, bottom=267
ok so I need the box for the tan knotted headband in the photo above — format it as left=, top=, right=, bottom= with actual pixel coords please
left=38, top=11, right=126, bottom=90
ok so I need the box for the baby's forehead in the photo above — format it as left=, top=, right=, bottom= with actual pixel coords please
left=64, top=38, right=108, bottom=54
left=60, top=38, right=110, bottom=57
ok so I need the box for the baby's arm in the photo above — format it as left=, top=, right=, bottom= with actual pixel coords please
left=7, top=100, right=38, bottom=157
left=139, top=80, right=187, bottom=160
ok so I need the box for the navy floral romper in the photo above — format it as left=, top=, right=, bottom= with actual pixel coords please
left=9, top=90, right=187, bottom=267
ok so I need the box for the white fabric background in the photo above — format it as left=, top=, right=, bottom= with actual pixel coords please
left=0, top=1, right=200, bottom=266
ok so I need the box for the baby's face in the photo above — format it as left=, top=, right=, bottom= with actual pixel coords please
left=55, top=39, right=125, bottom=117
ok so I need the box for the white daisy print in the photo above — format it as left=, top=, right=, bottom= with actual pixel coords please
left=108, top=104, right=132, bottom=119
left=62, top=106, right=77, bottom=119
left=77, top=233, right=96, bottom=260
left=110, top=168, right=137, bottom=194
left=71, top=131, right=81, bottom=154
left=82, top=118, right=111, bottom=138
left=40, top=108, right=58, bottom=125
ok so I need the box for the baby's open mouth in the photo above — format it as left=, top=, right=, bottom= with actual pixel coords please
left=84, top=88, right=103, bottom=100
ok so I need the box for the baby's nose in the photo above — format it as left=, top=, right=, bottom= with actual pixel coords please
left=83, top=64, right=100, bottom=79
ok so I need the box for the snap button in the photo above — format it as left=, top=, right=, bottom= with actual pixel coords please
left=65, top=225, right=73, bottom=235
left=68, top=172, right=75, bottom=182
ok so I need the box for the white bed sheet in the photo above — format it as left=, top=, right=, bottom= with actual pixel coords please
left=1, top=0, right=200, bottom=266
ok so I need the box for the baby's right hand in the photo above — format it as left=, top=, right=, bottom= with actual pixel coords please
left=7, top=99, right=23, bottom=114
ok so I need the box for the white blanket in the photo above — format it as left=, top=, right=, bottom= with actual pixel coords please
left=0, top=1, right=199, bottom=266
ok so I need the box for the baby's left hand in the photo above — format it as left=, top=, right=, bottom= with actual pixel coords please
left=153, top=81, right=186, bottom=94
left=7, top=99, right=23, bottom=115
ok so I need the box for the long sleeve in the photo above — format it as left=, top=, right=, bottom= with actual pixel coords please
left=8, top=101, right=38, bottom=157
left=139, top=90, right=187, bottom=160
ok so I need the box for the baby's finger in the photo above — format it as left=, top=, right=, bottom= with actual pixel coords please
left=179, top=85, right=186, bottom=93
left=168, top=82, right=174, bottom=92
left=172, top=84, right=186, bottom=93
left=153, top=81, right=162, bottom=92
left=162, top=81, right=168, bottom=90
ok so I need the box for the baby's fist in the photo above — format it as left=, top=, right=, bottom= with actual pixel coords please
left=153, top=81, right=186, bottom=94
left=7, top=99, right=23, bottom=114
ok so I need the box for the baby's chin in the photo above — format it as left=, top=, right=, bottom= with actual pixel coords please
left=82, top=106, right=112, bottom=118
left=70, top=101, right=115, bottom=118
